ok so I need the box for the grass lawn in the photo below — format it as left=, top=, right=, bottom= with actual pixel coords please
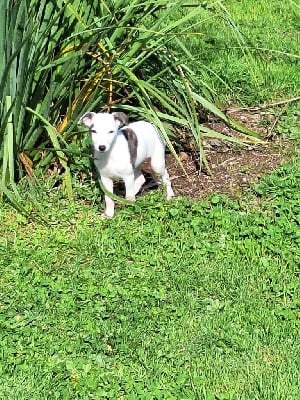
left=1, top=0, right=300, bottom=399
left=1, top=154, right=300, bottom=399
left=181, top=0, right=300, bottom=104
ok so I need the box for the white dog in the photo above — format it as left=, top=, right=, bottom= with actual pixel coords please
left=79, top=111, right=174, bottom=218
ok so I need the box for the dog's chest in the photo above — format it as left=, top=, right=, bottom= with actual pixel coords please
left=94, top=149, right=133, bottom=179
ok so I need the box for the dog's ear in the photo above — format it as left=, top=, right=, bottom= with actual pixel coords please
left=78, top=112, right=96, bottom=127
left=112, top=112, right=129, bottom=127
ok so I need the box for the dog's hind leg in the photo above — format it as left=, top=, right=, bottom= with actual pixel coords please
left=134, top=168, right=146, bottom=195
left=150, top=152, right=174, bottom=200
left=123, top=173, right=136, bottom=201
left=152, top=169, right=174, bottom=200
left=161, top=170, right=174, bottom=200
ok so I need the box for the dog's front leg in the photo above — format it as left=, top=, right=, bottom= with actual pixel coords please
left=100, top=176, right=115, bottom=218
left=124, top=174, right=136, bottom=202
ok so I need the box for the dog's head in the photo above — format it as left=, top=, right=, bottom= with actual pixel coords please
left=79, top=112, right=129, bottom=153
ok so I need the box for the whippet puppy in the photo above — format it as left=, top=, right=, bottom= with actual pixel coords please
left=79, top=111, right=174, bottom=217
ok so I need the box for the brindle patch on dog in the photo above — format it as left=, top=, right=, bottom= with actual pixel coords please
left=121, top=127, right=138, bottom=167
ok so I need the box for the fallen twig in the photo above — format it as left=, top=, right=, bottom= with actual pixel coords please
left=228, top=96, right=300, bottom=113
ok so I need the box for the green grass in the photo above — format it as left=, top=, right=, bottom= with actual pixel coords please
left=1, top=152, right=300, bottom=399
left=179, top=0, right=300, bottom=105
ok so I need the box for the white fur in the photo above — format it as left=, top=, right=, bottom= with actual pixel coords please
left=79, top=112, right=174, bottom=218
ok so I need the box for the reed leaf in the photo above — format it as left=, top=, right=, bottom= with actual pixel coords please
left=26, top=107, right=73, bottom=201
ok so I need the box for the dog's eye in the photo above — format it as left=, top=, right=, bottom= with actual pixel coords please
left=90, top=129, right=97, bottom=134
left=108, top=130, right=114, bottom=134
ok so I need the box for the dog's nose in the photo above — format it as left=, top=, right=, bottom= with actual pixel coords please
left=98, top=145, right=106, bottom=152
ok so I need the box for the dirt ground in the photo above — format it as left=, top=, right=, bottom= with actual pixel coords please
left=144, top=108, right=295, bottom=200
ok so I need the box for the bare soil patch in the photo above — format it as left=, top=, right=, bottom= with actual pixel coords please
left=159, top=109, right=294, bottom=200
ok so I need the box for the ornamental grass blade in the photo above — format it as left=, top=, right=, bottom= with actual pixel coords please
left=2, top=97, right=14, bottom=185
left=26, top=107, right=73, bottom=202
left=0, top=181, right=27, bottom=213
left=191, top=91, right=263, bottom=141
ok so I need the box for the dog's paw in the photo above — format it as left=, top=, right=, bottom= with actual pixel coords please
left=101, top=212, right=114, bottom=220
left=125, top=196, right=135, bottom=202
left=167, top=190, right=175, bottom=201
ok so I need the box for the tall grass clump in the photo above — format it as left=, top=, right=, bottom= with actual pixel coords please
left=0, top=0, right=260, bottom=202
